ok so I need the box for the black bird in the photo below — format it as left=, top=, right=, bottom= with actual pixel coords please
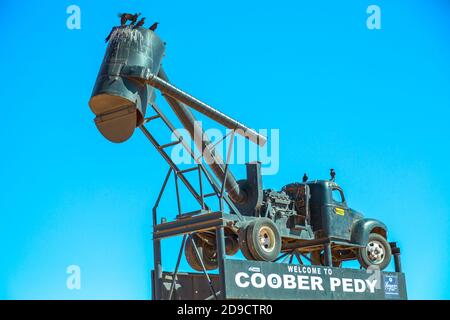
left=119, top=13, right=131, bottom=26
left=134, top=17, right=146, bottom=28
left=149, top=22, right=159, bottom=31
left=129, top=13, right=141, bottom=25
left=330, top=169, right=336, bottom=181
left=302, top=173, right=308, bottom=183
left=118, top=13, right=141, bottom=26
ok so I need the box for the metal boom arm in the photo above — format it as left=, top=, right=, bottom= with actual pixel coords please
left=141, top=69, right=267, bottom=147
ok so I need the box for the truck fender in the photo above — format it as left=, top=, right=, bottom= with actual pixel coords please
left=350, top=218, right=388, bottom=246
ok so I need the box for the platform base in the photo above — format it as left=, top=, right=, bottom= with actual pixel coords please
left=154, top=259, right=407, bottom=300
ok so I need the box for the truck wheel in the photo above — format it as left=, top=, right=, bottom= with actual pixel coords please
left=185, top=234, right=218, bottom=271
left=246, top=218, right=281, bottom=261
left=196, top=232, right=239, bottom=256
left=225, top=235, right=240, bottom=256
left=357, top=233, right=392, bottom=270
left=238, top=226, right=255, bottom=260
left=310, top=250, right=342, bottom=267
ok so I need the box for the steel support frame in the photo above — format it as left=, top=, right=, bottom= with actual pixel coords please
left=152, top=213, right=232, bottom=300
left=144, top=109, right=238, bottom=300
left=151, top=169, right=235, bottom=299
left=151, top=178, right=234, bottom=300
left=390, top=242, right=402, bottom=273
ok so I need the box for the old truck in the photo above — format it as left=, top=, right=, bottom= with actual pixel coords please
left=88, top=22, right=394, bottom=278
left=185, top=168, right=392, bottom=272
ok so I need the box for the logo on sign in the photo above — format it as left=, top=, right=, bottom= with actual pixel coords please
left=248, top=267, right=261, bottom=273
left=384, top=275, right=399, bottom=296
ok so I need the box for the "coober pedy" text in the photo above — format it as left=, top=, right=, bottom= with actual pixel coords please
left=235, top=272, right=378, bottom=293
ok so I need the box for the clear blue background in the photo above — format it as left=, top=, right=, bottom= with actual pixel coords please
left=0, top=0, right=449, bottom=299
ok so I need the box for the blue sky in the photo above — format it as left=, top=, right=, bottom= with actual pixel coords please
left=0, top=0, right=449, bottom=299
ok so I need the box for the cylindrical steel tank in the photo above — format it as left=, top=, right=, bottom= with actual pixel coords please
left=89, top=26, right=165, bottom=142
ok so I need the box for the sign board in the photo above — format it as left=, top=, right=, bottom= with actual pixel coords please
left=223, top=259, right=407, bottom=300
left=155, top=259, right=407, bottom=300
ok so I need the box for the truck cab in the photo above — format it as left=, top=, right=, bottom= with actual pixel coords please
left=186, top=176, right=393, bottom=271
left=308, top=180, right=363, bottom=241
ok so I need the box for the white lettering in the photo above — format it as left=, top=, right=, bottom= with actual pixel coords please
left=267, top=274, right=282, bottom=289
left=342, top=278, right=353, bottom=292
left=283, top=274, right=297, bottom=289
left=311, top=276, right=324, bottom=291
left=235, top=272, right=250, bottom=288
left=297, top=276, right=310, bottom=290
left=354, top=279, right=366, bottom=293
left=330, top=277, right=341, bottom=291
left=251, top=273, right=266, bottom=288
left=365, top=279, right=378, bottom=293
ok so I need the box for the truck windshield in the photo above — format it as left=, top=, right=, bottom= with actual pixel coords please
left=332, top=188, right=345, bottom=203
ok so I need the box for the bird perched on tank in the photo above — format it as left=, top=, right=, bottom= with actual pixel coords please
left=134, top=17, right=146, bottom=28
left=149, top=22, right=159, bottom=31
left=118, top=13, right=141, bottom=26
left=302, top=173, right=308, bottom=183
left=330, top=169, right=336, bottom=181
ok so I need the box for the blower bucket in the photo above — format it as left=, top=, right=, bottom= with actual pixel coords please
left=89, top=26, right=165, bottom=142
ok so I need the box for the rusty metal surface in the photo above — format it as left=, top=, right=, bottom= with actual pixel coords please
left=153, top=212, right=238, bottom=240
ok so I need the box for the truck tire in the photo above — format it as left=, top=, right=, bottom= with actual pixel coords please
left=357, top=233, right=392, bottom=270
left=246, top=218, right=281, bottom=261
left=310, top=250, right=342, bottom=267
left=225, top=235, right=240, bottom=256
left=185, top=234, right=218, bottom=271
left=196, top=232, right=239, bottom=256
left=238, top=226, right=255, bottom=260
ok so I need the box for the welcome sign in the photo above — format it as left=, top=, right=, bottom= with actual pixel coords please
left=223, top=260, right=407, bottom=300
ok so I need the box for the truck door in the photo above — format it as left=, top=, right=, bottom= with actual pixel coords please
left=325, top=187, right=353, bottom=240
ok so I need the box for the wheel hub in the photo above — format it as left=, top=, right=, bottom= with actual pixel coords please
left=366, top=240, right=385, bottom=264
left=258, top=226, right=276, bottom=253
left=203, top=244, right=217, bottom=260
